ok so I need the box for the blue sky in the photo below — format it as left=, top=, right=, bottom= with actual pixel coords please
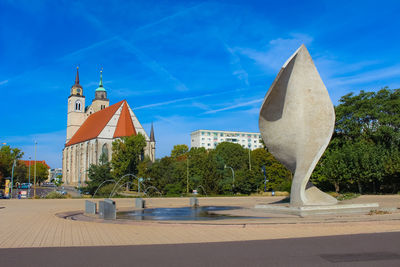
left=1, top=0, right=400, bottom=168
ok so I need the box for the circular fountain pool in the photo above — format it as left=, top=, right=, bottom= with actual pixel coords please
left=117, top=206, right=250, bottom=221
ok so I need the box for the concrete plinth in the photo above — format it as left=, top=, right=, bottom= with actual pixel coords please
left=255, top=203, right=380, bottom=217
left=135, top=198, right=146, bottom=209
left=99, top=199, right=116, bottom=220
left=190, top=197, right=199, bottom=207
left=85, top=200, right=97, bottom=215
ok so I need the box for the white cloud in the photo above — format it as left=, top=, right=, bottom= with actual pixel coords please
left=3, top=130, right=65, bottom=168
left=236, top=33, right=313, bottom=71
left=203, top=99, right=263, bottom=114
left=327, top=64, right=400, bottom=87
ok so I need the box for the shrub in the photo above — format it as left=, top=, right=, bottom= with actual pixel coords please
left=45, top=191, right=67, bottom=199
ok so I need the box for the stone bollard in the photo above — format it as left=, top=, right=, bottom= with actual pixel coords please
left=190, top=197, right=199, bottom=208
left=98, top=199, right=116, bottom=220
left=135, top=198, right=146, bottom=209
left=85, top=200, right=97, bottom=215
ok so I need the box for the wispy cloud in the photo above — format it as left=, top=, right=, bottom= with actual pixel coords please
left=236, top=33, right=313, bottom=71
left=115, top=37, right=189, bottom=92
left=328, top=64, right=400, bottom=87
left=3, top=130, right=65, bottom=168
left=134, top=93, right=215, bottom=110
left=223, top=42, right=249, bottom=86
left=0, top=80, right=8, bottom=86
left=203, top=99, right=263, bottom=114
left=74, top=6, right=196, bottom=92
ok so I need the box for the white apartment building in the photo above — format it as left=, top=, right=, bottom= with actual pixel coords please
left=191, top=130, right=263, bottom=150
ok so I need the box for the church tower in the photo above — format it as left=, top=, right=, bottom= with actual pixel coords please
left=66, top=67, right=86, bottom=143
left=91, top=69, right=109, bottom=113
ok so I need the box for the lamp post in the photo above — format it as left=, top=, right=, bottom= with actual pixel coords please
left=186, top=156, right=189, bottom=194
left=77, top=169, right=89, bottom=194
left=34, top=141, right=37, bottom=198
left=248, top=149, right=251, bottom=170
left=28, top=157, right=31, bottom=198
left=224, top=165, right=235, bottom=191
left=262, top=165, right=267, bottom=192
left=10, top=159, right=16, bottom=199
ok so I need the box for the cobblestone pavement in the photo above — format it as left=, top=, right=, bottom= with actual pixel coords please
left=0, top=196, right=399, bottom=248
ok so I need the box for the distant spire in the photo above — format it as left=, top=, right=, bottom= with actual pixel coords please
left=99, top=68, right=103, bottom=87
left=75, top=66, right=80, bottom=85
left=150, top=123, right=155, bottom=142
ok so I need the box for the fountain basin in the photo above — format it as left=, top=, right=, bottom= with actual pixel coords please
left=117, top=206, right=258, bottom=221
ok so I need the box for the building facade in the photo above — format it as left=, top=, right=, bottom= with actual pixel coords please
left=191, top=130, right=263, bottom=150
left=62, top=68, right=155, bottom=186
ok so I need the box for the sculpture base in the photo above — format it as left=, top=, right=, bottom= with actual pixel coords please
left=254, top=203, right=379, bottom=217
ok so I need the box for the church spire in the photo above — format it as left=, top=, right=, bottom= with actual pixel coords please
left=150, top=122, right=155, bottom=142
left=75, top=66, right=80, bottom=85
left=71, top=66, right=82, bottom=96
left=99, top=68, right=103, bottom=87
left=96, top=68, right=106, bottom=92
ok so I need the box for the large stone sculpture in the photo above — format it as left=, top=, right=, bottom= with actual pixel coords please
left=259, top=45, right=338, bottom=207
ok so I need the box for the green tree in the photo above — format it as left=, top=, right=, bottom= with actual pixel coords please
left=215, top=142, right=247, bottom=170
left=84, top=153, right=113, bottom=196
left=314, top=88, right=400, bottom=194
left=34, top=162, right=49, bottom=185
left=170, top=144, right=189, bottom=158
left=111, top=133, right=146, bottom=179
left=0, top=145, right=24, bottom=186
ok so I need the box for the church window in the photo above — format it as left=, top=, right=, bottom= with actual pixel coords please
left=101, top=105, right=105, bottom=110
left=101, top=143, right=109, bottom=162
left=75, top=100, right=82, bottom=111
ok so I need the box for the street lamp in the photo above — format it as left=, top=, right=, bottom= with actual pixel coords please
left=34, top=141, right=37, bottom=198
left=224, top=165, right=235, bottom=191
left=28, top=157, right=31, bottom=198
left=10, top=159, right=16, bottom=199
left=186, top=156, right=189, bottom=194
left=248, top=149, right=251, bottom=170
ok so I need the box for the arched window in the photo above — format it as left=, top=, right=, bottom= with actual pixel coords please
left=75, top=100, right=81, bottom=111
left=101, top=143, right=109, bottom=162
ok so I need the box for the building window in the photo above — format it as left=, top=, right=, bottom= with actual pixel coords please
left=101, top=144, right=109, bottom=161
left=101, top=105, right=105, bottom=110
left=201, top=132, right=204, bottom=135
left=75, top=100, right=81, bottom=111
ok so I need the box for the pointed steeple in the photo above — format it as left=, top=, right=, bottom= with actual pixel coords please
left=96, top=68, right=106, bottom=92
left=75, top=66, right=80, bottom=85
left=71, top=66, right=83, bottom=96
left=99, top=68, right=103, bottom=87
left=150, top=123, right=155, bottom=142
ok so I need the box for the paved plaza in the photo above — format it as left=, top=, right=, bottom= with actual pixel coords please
left=1, top=195, right=400, bottom=249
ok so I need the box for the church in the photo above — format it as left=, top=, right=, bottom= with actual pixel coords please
left=62, top=68, right=155, bottom=186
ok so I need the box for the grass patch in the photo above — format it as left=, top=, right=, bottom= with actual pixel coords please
left=368, top=209, right=391, bottom=215
left=336, top=192, right=360, bottom=201
left=45, top=191, right=67, bottom=199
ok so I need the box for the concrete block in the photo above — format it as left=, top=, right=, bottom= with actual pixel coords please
left=98, top=199, right=116, bottom=220
left=190, top=197, right=199, bottom=208
left=85, top=200, right=97, bottom=215
left=254, top=203, right=380, bottom=217
left=135, top=198, right=145, bottom=209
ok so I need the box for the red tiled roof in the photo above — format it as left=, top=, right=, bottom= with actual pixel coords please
left=113, top=101, right=137, bottom=138
left=21, top=160, right=50, bottom=169
left=66, top=100, right=124, bottom=146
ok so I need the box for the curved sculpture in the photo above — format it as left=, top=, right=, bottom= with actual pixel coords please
left=259, top=44, right=337, bottom=206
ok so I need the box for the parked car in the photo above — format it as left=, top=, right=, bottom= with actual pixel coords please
left=42, top=182, right=56, bottom=187
left=20, top=183, right=31, bottom=189
left=0, top=190, right=9, bottom=199
left=56, top=190, right=67, bottom=195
